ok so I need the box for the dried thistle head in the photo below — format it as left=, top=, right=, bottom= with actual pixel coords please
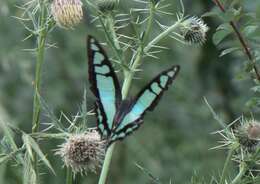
left=97, top=0, right=118, bottom=12
left=235, top=119, right=260, bottom=151
left=51, top=0, right=83, bottom=28
left=180, top=16, right=209, bottom=45
left=56, top=129, right=106, bottom=174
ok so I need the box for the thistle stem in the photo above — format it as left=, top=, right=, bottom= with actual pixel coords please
left=143, top=2, right=155, bottom=45
left=98, top=143, right=115, bottom=184
left=31, top=4, right=47, bottom=183
left=99, top=16, right=124, bottom=66
left=230, top=162, right=247, bottom=184
left=219, top=148, right=236, bottom=184
left=144, top=20, right=181, bottom=53
left=66, top=167, right=73, bottom=184
left=108, top=14, right=120, bottom=50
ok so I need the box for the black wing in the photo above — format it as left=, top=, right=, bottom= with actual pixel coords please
left=87, top=36, right=122, bottom=137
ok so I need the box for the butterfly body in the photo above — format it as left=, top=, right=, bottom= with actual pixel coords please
left=87, top=36, right=180, bottom=145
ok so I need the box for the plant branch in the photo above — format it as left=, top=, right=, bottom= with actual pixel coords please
left=66, top=167, right=73, bottom=184
left=31, top=3, right=48, bottom=183
left=143, top=2, right=155, bottom=45
left=144, top=20, right=181, bottom=53
left=212, top=0, right=260, bottom=81
left=99, top=16, right=127, bottom=71
left=219, top=148, right=236, bottom=184
left=230, top=162, right=247, bottom=184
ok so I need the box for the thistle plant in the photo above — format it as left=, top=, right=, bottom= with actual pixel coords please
left=203, top=0, right=260, bottom=182
left=9, top=0, right=259, bottom=184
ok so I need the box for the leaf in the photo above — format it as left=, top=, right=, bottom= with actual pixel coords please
left=235, top=71, right=248, bottom=80
left=213, top=23, right=233, bottom=45
left=0, top=121, right=18, bottom=152
left=22, top=133, right=55, bottom=174
left=202, top=11, right=219, bottom=18
left=0, top=121, right=23, bottom=164
left=243, top=25, right=258, bottom=37
left=218, top=7, right=242, bottom=22
left=219, top=47, right=240, bottom=57
left=216, top=23, right=232, bottom=31
left=246, top=97, right=260, bottom=108
left=251, top=85, right=260, bottom=93
left=0, top=147, right=24, bottom=165
left=213, top=30, right=231, bottom=45
left=244, top=62, right=255, bottom=72
left=1, top=136, right=12, bottom=153
left=22, top=134, right=34, bottom=160
left=23, top=152, right=37, bottom=184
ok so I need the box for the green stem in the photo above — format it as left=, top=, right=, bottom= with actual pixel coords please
left=98, top=144, right=115, bottom=184
left=108, top=14, right=120, bottom=50
left=99, top=16, right=124, bottom=65
left=32, top=28, right=47, bottom=133
left=219, top=148, right=236, bottom=184
left=66, top=167, right=73, bottom=184
left=31, top=4, right=47, bottom=183
left=144, top=20, right=181, bottom=53
left=230, top=162, right=247, bottom=184
left=143, top=2, right=155, bottom=45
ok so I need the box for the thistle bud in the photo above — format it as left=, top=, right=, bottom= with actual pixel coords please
left=235, top=119, right=260, bottom=151
left=51, top=0, right=83, bottom=28
left=97, top=0, right=118, bottom=12
left=180, top=16, right=209, bottom=45
left=56, top=129, right=106, bottom=174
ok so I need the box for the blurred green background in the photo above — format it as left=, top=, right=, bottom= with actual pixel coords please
left=1, top=0, right=260, bottom=183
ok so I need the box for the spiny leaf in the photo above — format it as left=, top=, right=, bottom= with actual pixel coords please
left=0, top=121, right=18, bottom=152
left=219, top=47, right=240, bottom=57
left=0, top=147, right=24, bottom=164
left=0, top=121, right=23, bottom=164
left=22, top=134, right=34, bottom=160
left=22, top=133, right=55, bottom=174
left=23, top=151, right=37, bottom=184
left=135, top=162, right=161, bottom=184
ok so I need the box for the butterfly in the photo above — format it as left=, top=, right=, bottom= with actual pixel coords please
left=87, top=36, right=180, bottom=145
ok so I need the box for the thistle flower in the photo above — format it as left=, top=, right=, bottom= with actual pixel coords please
left=180, top=16, right=209, bottom=45
left=56, top=129, right=106, bottom=174
left=97, top=0, right=118, bottom=12
left=235, top=119, right=260, bottom=151
left=51, top=0, right=83, bottom=28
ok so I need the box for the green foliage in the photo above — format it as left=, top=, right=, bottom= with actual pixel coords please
left=1, top=0, right=260, bottom=184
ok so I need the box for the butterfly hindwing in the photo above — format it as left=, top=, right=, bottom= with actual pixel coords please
left=87, top=36, right=122, bottom=137
left=110, top=65, right=180, bottom=142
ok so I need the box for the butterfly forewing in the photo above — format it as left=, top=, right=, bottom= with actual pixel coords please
left=110, top=65, right=180, bottom=142
left=87, top=36, right=122, bottom=137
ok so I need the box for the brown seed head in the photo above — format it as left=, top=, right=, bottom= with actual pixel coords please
left=56, top=130, right=106, bottom=174
left=51, top=0, right=83, bottom=28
